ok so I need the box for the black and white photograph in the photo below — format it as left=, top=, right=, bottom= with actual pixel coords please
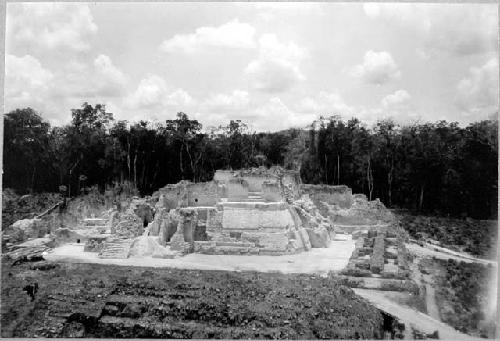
left=1, top=1, right=498, bottom=339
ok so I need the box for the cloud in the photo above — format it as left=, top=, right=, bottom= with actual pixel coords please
left=253, top=2, right=322, bottom=11
left=7, top=3, right=98, bottom=51
left=5, top=54, right=54, bottom=111
left=52, top=55, right=127, bottom=99
left=351, top=50, right=401, bottom=85
left=455, top=58, right=499, bottom=117
left=381, top=90, right=411, bottom=108
left=363, top=3, right=497, bottom=56
left=5, top=53, right=130, bottom=124
left=125, top=75, right=194, bottom=110
left=363, top=3, right=382, bottom=19
left=425, top=6, right=497, bottom=56
left=252, top=2, right=324, bottom=21
left=92, top=55, right=128, bottom=96
left=252, top=97, right=300, bottom=131
left=295, top=91, right=354, bottom=116
left=245, top=34, right=307, bottom=92
left=159, top=19, right=256, bottom=53
left=202, top=90, right=250, bottom=112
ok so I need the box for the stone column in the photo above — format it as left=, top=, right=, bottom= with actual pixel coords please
left=170, top=209, right=198, bottom=253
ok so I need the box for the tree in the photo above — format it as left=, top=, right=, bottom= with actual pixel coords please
left=165, top=112, right=202, bottom=180
left=3, top=108, right=53, bottom=192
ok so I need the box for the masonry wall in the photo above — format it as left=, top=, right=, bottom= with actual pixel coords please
left=262, top=181, right=282, bottom=202
left=159, top=185, right=183, bottom=210
left=240, top=174, right=279, bottom=192
left=221, top=202, right=295, bottom=230
left=185, top=182, right=219, bottom=207
left=157, top=181, right=219, bottom=209
left=226, top=179, right=249, bottom=200
left=213, top=170, right=235, bottom=183
left=191, top=201, right=312, bottom=255
left=300, top=184, right=353, bottom=210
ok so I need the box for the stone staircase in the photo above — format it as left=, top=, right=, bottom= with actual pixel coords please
left=246, top=191, right=264, bottom=202
left=83, top=217, right=109, bottom=233
left=98, top=238, right=133, bottom=259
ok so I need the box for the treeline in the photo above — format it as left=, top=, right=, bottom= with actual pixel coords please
left=3, top=103, right=498, bottom=219
left=301, top=117, right=498, bottom=219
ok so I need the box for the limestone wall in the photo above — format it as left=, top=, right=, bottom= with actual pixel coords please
left=213, top=170, right=235, bottom=183
left=300, top=184, right=353, bottom=211
left=158, top=184, right=184, bottom=210
left=241, top=174, right=278, bottom=192
left=226, top=179, right=249, bottom=200
left=157, top=181, right=219, bottom=209
left=327, top=196, right=394, bottom=226
left=221, top=202, right=295, bottom=230
left=262, top=181, right=282, bottom=202
left=185, top=182, right=219, bottom=207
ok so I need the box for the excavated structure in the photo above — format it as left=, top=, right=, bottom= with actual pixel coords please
left=69, top=166, right=395, bottom=258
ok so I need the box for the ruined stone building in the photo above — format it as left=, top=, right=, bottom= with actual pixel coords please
left=3, top=166, right=393, bottom=259
left=140, top=166, right=392, bottom=257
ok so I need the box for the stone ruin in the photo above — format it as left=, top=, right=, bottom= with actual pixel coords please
left=3, top=166, right=395, bottom=261
left=136, top=166, right=395, bottom=257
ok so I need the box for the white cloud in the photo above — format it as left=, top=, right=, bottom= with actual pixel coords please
left=455, top=58, right=499, bottom=117
left=245, top=34, right=307, bottom=92
left=351, top=50, right=401, bottom=85
left=125, top=75, right=168, bottom=108
left=295, top=91, right=354, bottom=116
left=5, top=54, right=54, bottom=111
left=159, top=19, right=256, bottom=53
left=164, top=89, right=194, bottom=107
left=252, top=97, right=299, bottom=131
left=363, top=3, right=382, bottom=19
left=7, top=3, right=98, bottom=51
left=253, top=2, right=322, bottom=11
left=425, top=6, right=497, bottom=56
left=52, top=55, right=127, bottom=99
left=381, top=90, right=411, bottom=108
left=125, top=75, right=194, bottom=110
left=363, top=3, right=497, bottom=56
left=92, top=55, right=128, bottom=97
left=202, top=90, right=250, bottom=112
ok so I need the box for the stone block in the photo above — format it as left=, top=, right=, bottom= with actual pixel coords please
left=305, top=227, right=331, bottom=248
left=227, top=178, right=249, bottom=200
left=262, top=181, right=282, bottom=202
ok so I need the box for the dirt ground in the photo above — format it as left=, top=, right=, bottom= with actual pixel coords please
left=45, top=238, right=355, bottom=274
left=1, top=259, right=387, bottom=339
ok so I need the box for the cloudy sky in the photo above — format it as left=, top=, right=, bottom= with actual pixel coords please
left=5, top=2, right=499, bottom=131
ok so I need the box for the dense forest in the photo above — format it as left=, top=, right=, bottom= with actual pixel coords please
left=3, top=103, right=498, bottom=219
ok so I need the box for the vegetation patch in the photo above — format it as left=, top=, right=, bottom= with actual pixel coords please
left=434, top=259, right=496, bottom=338
left=398, top=212, right=497, bottom=259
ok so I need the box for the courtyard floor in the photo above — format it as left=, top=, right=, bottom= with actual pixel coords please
left=44, top=238, right=355, bottom=274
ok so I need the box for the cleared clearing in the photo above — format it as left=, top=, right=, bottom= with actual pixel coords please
left=45, top=238, right=356, bottom=274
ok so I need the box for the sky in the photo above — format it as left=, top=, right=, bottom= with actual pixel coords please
left=4, top=2, right=499, bottom=132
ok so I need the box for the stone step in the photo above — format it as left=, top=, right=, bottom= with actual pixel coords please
left=216, top=245, right=251, bottom=254
left=215, top=241, right=255, bottom=248
left=98, top=239, right=132, bottom=259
